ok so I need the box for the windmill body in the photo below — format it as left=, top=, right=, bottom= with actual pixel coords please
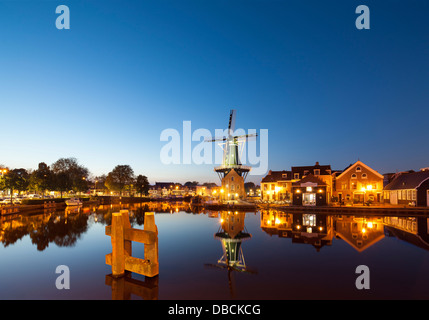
left=206, top=110, right=257, bottom=202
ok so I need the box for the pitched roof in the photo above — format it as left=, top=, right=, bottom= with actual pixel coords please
left=292, top=174, right=327, bottom=186
left=336, top=160, right=384, bottom=180
left=384, top=171, right=429, bottom=190
left=291, top=162, right=331, bottom=175
left=261, top=170, right=291, bottom=183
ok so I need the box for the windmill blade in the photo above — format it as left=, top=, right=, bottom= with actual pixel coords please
left=234, top=133, right=258, bottom=140
left=204, top=137, right=227, bottom=142
left=204, top=263, right=228, bottom=271
left=228, top=109, right=237, bottom=134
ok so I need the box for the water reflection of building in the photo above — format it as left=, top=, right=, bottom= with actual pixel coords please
left=215, top=211, right=251, bottom=270
left=334, top=216, right=385, bottom=252
left=260, top=210, right=333, bottom=251
left=260, top=210, right=293, bottom=238
left=205, top=211, right=256, bottom=298
left=383, top=216, right=429, bottom=251
left=291, top=213, right=333, bottom=251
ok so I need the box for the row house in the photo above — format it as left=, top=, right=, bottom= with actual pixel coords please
left=261, top=162, right=333, bottom=205
left=383, top=169, right=429, bottom=207
left=332, top=160, right=384, bottom=205
left=261, top=170, right=292, bottom=202
left=262, top=160, right=384, bottom=206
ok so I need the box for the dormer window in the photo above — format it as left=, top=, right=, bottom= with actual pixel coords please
left=304, top=170, right=309, bottom=176
left=294, top=173, right=300, bottom=180
left=282, top=173, right=288, bottom=178
left=314, top=169, right=320, bottom=176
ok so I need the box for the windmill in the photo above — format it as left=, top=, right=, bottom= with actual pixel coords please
left=205, top=109, right=257, bottom=182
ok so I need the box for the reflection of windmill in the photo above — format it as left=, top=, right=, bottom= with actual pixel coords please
left=204, top=211, right=257, bottom=298
left=205, top=110, right=257, bottom=181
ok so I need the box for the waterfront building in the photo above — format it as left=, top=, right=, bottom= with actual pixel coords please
left=333, top=160, right=384, bottom=205
left=260, top=170, right=292, bottom=202
left=291, top=174, right=328, bottom=206
left=383, top=169, right=429, bottom=207
left=219, top=169, right=246, bottom=201
left=291, top=162, right=333, bottom=203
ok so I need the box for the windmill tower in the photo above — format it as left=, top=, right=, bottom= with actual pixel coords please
left=205, top=110, right=257, bottom=201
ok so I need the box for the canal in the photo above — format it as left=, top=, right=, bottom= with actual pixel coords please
left=1, top=202, right=429, bottom=299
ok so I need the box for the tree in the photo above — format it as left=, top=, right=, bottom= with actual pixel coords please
left=184, top=181, right=199, bottom=188
left=30, top=162, right=54, bottom=195
left=135, top=175, right=150, bottom=197
left=3, top=169, right=30, bottom=202
left=53, top=172, right=72, bottom=198
left=105, top=165, right=135, bottom=196
left=51, top=158, right=89, bottom=194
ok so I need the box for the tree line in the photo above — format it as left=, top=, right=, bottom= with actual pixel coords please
left=0, top=157, right=149, bottom=198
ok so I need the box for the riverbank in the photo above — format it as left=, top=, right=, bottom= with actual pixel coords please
left=258, top=203, right=429, bottom=216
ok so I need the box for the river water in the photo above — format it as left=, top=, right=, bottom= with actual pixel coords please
left=1, top=202, right=429, bottom=299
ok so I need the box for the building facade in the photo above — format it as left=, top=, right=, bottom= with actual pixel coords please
left=291, top=162, right=333, bottom=202
left=292, top=174, right=328, bottom=206
left=383, top=170, right=429, bottom=207
left=260, top=170, right=292, bottom=202
left=333, top=160, right=384, bottom=205
left=220, top=169, right=246, bottom=201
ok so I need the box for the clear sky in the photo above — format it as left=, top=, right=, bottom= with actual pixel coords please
left=0, top=0, right=428, bottom=185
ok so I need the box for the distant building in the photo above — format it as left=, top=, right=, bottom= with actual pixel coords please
left=333, top=160, right=384, bottom=204
left=383, top=170, right=429, bottom=207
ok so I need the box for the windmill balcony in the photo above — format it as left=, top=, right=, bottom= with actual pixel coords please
left=214, top=164, right=252, bottom=172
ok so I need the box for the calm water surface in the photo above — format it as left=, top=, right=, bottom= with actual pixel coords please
left=1, top=202, right=429, bottom=300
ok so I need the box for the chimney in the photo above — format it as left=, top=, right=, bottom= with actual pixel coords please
left=315, top=162, right=319, bottom=166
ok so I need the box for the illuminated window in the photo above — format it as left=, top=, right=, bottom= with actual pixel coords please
left=303, top=214, right=316, bottom=226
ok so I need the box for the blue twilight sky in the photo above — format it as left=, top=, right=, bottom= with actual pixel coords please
left=0, top=0, right=428, bottom=184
